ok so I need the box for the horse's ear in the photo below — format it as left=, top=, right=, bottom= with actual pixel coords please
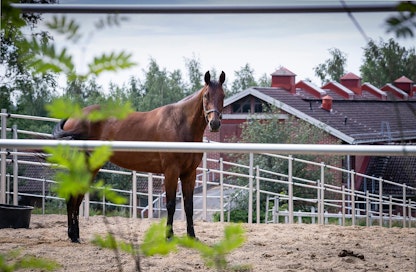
left=204, top=71, right=210, bottom=85
left=219, top=71, right=225, bottom=85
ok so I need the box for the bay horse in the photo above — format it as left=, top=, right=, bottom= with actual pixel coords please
left=52, top=71, right=225, bottom=243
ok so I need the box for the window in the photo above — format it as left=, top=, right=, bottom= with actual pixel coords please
left=232, top=96, right=266, bottom=113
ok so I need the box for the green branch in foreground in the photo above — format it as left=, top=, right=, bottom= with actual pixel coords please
left=92, top=219, right=247, bottom=271
left=0, top=250, right=60, bottom=272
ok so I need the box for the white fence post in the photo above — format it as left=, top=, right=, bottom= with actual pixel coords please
left=378, top=177, right=383, bottom=226
left=256, top=166, right=260, bottom=224
left=219, top=158, right=224, bottom=223
left=131, top=171, right=137, bottom=218
left=0, top=109, right=7, bottom=204
left=341, top=185, right=346, bottom=226
left=84, top=192, right=89, bottom=219
left=147, top=172, right=153, bottom=219
left=317, top=179, right=321, bottom=224
left=12, top=124, right=18, bottom=205
left=320, top=162, right=325, bottom=225
left=389, top=195, right=393, bottom=228
left=402, top=184, right=407, bottom=227
left=288, top=155, right=293, bottom=224
left=274, top=196, right=279, bottom=223
left=351, top=170, right=356, bottom=226
left=202, top=152, right=207, bottom=221
left=408, top=200, right=412, bottom=228
left=366, top=190, right=370, bottom=226
left=248, top=152, right=253, bottom=223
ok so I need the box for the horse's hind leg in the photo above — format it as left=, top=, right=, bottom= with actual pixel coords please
left=164, top=169, right=180, bottom=239
left=67, top=194, right=84, bottom=243
left=180, top=171, right=196, bottom=238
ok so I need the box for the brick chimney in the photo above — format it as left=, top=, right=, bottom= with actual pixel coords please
left=340, top=72, right=362, bottom=95
left=394, top=76, right=414, bottom=97
left=271, top=67, right=296, bottom=93
left=321, top=95, right=333, bottom=111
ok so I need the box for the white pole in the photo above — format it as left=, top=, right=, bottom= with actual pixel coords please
left=341, top=185, right=346, bottom=226
left=351, top=170, right=356, bottom=226
left=402, top=184, right=407, bottom=227
left=12, top=125, right=18, bottom=205
left=256, top=166, right=260, bottom=224
left=320, top=162, right=325, bottom=225
left=132, top=171, right=137, bottom=218
left=317, top=179, right=321, bottom=224
left=219, top=158, right=224, bottom=223
left=288, top=155, right=293, bottom=224
left=84, top=192, right=89, bottom=219
left=202, top=152, right=207, bottom=221
left=148, top=172, right=153, bottom=219
left=248, top=153, right=253, bottom=223
left=0, top=109, right=7, bottom=204
left=378, top=177, right=383, bottom=226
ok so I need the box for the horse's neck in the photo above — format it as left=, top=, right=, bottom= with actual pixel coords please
left=179, top=88, right=206, bottom=140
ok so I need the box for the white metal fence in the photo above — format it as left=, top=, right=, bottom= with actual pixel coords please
left=1, top=110, right=416, bottom=227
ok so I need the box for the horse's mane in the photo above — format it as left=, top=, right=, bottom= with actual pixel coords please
left=176, top=86, right=205, bottom=104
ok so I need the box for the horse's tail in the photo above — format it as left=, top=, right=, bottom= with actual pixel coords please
left=52, top=119, right=85, bottom=140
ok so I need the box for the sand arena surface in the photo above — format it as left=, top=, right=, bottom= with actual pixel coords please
left=0, top=214, right=415, bottom=271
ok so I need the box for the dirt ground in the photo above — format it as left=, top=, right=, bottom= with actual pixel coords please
left=0, top=214, right=415, bottom=271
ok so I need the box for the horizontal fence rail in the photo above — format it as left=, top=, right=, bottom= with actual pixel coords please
left=11, top=3, right=400, bottom=14
left=1, top=139, right=416, bottom=156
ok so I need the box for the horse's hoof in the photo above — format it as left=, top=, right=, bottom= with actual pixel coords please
left=70, top=238, right=81, bottom=243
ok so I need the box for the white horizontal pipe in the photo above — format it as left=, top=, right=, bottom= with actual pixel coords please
left=11, top=3, right=398, bottom=14
left=1, top=139, right=416, bottom=156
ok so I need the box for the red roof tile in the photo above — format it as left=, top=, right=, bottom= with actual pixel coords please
left=271, top=67, right=296, bottom=76
left=340, top=72, right=361, bottom=80
left=394, top=76, right=414, bottom=83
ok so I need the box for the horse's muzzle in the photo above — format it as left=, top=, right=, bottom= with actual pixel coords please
left=209, top=119, right=221, bottom=132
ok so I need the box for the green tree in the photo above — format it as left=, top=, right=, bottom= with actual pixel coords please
left=229, top=63, right=257, bottom=97
left=63, top=77, right=107, bottom=106
left=184, top=55, right=204, bottom=94
left=1, top=0, right=58, bottom=113
left=360, top=38, right=416, bottom=87
left=257, top=73, right=271, bottom=87
left=137, top=59, right=187, bottom=111
left=313, top=48, right=347, bottom=85
left=125, top=76, right=143, bottom=110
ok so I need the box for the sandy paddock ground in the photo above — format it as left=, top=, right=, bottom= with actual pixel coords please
left=0, top=214, right=415, bottom=271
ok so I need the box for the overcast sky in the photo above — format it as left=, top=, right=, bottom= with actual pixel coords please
left=42, top=0, right=415, bottom=91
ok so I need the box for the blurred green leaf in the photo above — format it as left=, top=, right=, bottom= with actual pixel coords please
left=45, top=98, right=84, bottom=119
left=88, top=146, right=113, bottom=171
left=1, top=250, right=60, bottom=272
left=21, top=37, right=75, bottom=76
left=95, top=180, right=127, bottom=205
left=92, top=233, right=135, bottom=254
left=18, top=255, right=61, bottom=271
left=88, top=52, right=137, bottom=77
left=46, top=15, right=82, bottom=42
left=45, top=145, right=92, bottom=200
left=95, top=14, right=129, bottom=30
left=385, top=2, right=416, bottom=38
left=141, top=219, right=178, bottom=256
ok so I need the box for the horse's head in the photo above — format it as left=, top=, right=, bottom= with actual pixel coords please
left=203, top=71, right=225, bottom=132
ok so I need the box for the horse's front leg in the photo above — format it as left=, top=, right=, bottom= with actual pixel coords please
left=67, top=195, right=84, bottom=243
left=180, top=171, right=196, bottom=238
left=164, top=170, right=179, bottom=240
